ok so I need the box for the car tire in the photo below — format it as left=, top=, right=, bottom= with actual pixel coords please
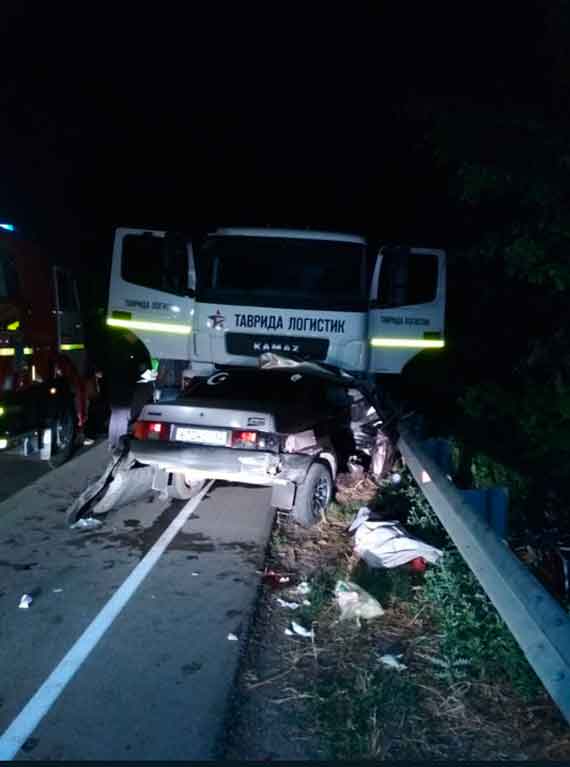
left=48, top=402, right=76, bottom=467
left=292, top=462, right=333, bottom=528
left=167, top=472, right=203, bottom=500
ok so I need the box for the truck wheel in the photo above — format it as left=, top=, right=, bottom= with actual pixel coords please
left=167, top=473, right=203, bottom=500
left=49, top=404, right=76, bottom=467
left=292, top=462, right=333, bottom=528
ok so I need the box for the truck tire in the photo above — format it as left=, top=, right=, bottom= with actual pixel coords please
left=49, top=403, right=76, bottom=467
left=167, top=473, right=204, bottom=500
left=291, top=462, right=333, bottom=528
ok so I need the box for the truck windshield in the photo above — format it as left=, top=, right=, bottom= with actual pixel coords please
left=195, top=235, right=368, bottom=311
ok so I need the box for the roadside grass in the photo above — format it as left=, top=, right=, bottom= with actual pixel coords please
left=350, top=558, right=419, bottom=605
left=326, top=499, right=362, bottom=522
left=392, top=469, right=543, bottom=696
left=312, top=657, right=418, bottom=760
left=230, top=466, right=570, bottom=761
left=296, top=566, right=341, bottom=625
left=419, top=546, right=542, bottom=697
left=305, top=468, right=544, bottom=757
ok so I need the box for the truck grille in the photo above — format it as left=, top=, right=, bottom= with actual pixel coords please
left=225, top=333, right=329, bottom=360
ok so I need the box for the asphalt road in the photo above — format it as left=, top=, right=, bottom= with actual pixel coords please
left=0, top=455, right=52, bottom=505
left=0, top=440, right=105, bottom=505
left=0, top=444, right=274, bottom=760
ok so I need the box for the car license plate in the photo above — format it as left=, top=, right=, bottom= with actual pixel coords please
left=175, top=427, right=228, bottom=446
left=175, top=426, right=228, bottom=447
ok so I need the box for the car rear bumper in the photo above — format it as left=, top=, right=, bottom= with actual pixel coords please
left=129, top=439, right=314, bottom=509
left=130, top=439, right=281, bottom=475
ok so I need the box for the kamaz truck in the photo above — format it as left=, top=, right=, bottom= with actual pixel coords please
left=106, top=227, right=446, bottom=399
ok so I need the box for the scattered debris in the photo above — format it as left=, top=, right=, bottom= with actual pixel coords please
left=227, top=633, right=239, bottom=641
left=379, top=653, right=407, bottom=671
left=276, top=597, right=301, bottom=610
left=262, top=569, right=291, bottom=588
left=348, top=388, right=392, bottom=480
left=18, top=594, right=32, bottom=609
left=70, top=517, right=103, bottom=531
left=286, top=621, right=314, bottom=639
left=292, top=581, right=311, bottom=596
left=347, top=457, right=365, bottom=477
left=65, top=450, right=156, bottom=526
left=349, top=507, right=442, bottom=568
left=334, top=579, right=384, bottom=622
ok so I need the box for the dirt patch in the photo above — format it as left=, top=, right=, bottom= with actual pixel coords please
left=224, top=495, right=570, bottom=760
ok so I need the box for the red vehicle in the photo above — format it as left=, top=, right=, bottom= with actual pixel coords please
left=0, top=226, right=94, bottom=464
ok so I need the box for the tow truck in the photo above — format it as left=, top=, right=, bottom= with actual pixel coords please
left=0, top=224, right=93, bottom=464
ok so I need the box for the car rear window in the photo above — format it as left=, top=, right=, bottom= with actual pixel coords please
left=183, top=369, right=349, bottom=408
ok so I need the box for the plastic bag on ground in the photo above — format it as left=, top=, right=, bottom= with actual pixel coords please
left=276, top=597, right=301, bottom=610
left=285, top=621, right=314, bottom=639
left=379, top=653, right=407, bottom=671
left=70, top=517, right=103, bottom=530
left=334, top=580, right=384, bottom=622
left=349, top=507, right=442, bottom=568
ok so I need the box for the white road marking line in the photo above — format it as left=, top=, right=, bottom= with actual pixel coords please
left=0, top=480, right=214, bottom=761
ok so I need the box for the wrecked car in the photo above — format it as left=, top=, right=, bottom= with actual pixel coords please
left=127, top=360, right=384, bottom=526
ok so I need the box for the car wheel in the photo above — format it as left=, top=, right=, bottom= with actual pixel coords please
left=292, top=462, right=333, bottom=528
left=49, top=403, right=76, bottom=467
left=167, top=473, right=204, bottom=500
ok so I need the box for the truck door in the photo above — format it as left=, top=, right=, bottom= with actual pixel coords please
left=54, top=266, right=86, bottom=368
left=367, top=246, right=446, bottom=375
left=107, top=228, right=195, bottom=361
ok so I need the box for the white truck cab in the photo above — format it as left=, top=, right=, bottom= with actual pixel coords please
left=107, top=226, right=446, bottom=385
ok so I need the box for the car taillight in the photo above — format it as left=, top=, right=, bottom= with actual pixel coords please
left=230, top=430, right=280, bottom=451
left=133, top=421, right=170, bottom=441
left=231, top=430, right=257, bottom=449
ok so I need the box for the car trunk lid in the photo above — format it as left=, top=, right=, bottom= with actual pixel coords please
left=138, top=401, right=276, bottom=433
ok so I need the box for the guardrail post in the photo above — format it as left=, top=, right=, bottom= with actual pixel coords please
left=460, top=487, right=509, bottom=539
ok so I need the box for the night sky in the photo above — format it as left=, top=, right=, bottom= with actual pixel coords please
left=0, top=5, right=563, bottom=283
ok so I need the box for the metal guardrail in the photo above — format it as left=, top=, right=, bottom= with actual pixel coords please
left=398, top=424, right=570, bottom=724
